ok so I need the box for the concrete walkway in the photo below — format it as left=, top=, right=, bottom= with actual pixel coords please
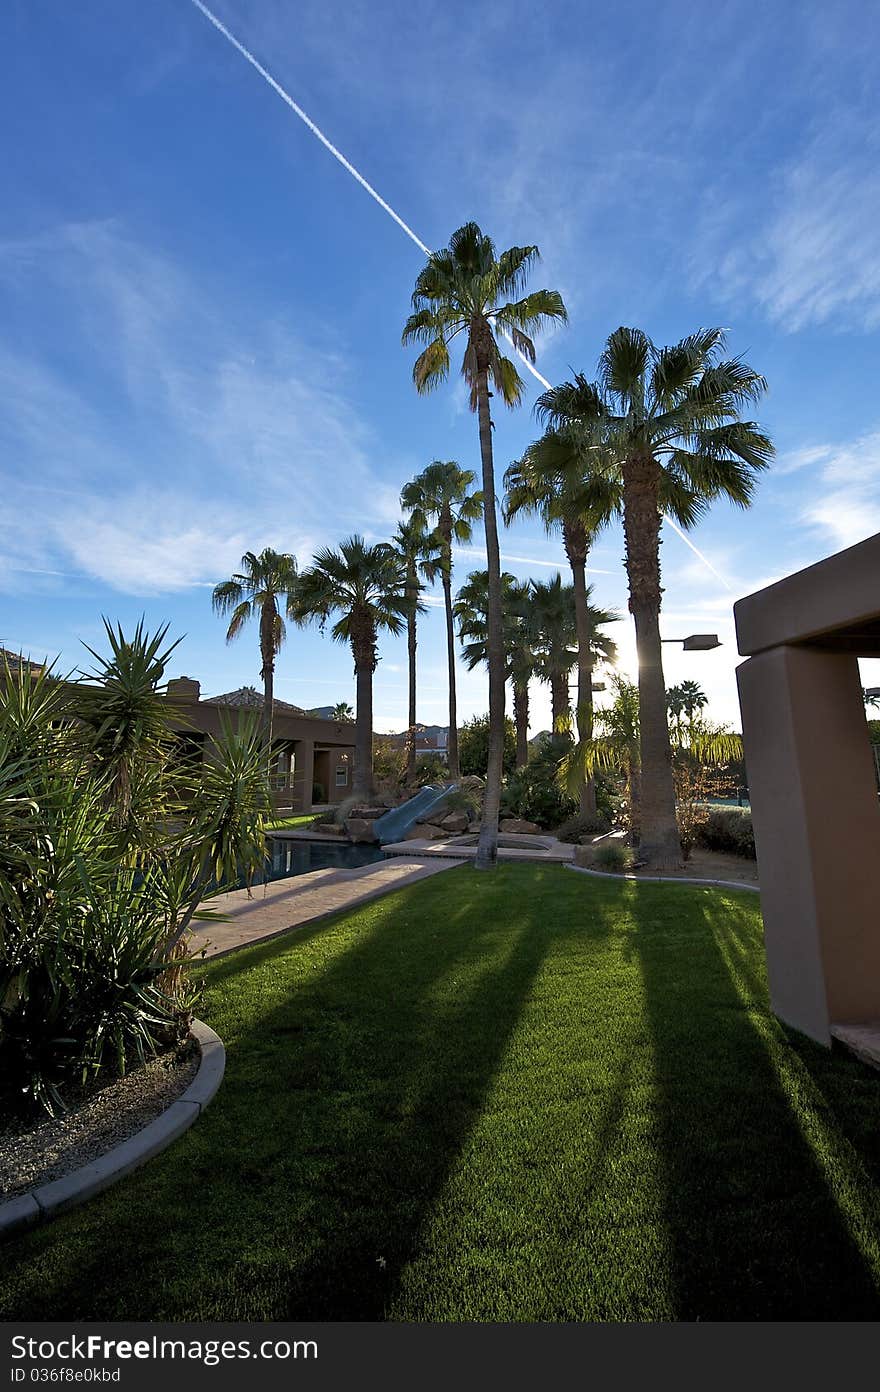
left=189, top=856, right=464, bottom=959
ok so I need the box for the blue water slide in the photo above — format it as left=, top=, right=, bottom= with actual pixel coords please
left=371, top=784, right=456, bottom=845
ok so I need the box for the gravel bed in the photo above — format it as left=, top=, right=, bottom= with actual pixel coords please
left=0, top=1040, right=200, bottom=1200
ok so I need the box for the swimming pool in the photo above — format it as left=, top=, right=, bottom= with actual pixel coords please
left=251, top=836, right=386, bottom=885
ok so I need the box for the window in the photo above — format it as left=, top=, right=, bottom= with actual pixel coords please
left=335, top=764, right=349, bottom=787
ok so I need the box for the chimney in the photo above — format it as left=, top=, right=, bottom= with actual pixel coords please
left=167, top=676, right=200, bottom=702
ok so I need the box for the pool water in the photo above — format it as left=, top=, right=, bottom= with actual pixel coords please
left=251, top=837, right=386, bottom=885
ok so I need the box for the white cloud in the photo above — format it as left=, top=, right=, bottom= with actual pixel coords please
left=0, top=221, right=404, bottom=595
left=695, top=116, right=880, bottom=332
left=799, top=430, right=880, bottom=550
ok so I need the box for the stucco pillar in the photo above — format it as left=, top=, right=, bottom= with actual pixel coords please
left=292, top=739, right=315, bottom=814
left=737, top=644, right=880, bottom=1043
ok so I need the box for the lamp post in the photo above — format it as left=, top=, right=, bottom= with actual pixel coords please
left=661, top=633, right=721, bottom=651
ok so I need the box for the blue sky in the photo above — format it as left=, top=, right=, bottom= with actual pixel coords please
left=4, top=0, right=880, bottom=731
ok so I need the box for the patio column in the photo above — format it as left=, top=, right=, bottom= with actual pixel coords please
left=737, top=643, right=880, bottom=1043
left=291, top=739, right=315, bottom=814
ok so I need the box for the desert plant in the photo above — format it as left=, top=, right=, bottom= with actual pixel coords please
left=0, top=628, right=271, bottom=1115
left=594, top=841, right=635, bottom=872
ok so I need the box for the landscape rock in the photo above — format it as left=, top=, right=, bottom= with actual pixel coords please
left=440, top=811, right=470, bottom=833
left=349, top=807, right=386, bottom=821
left=346, top=818, right=378, bottom=843
left=573, top=845, right=594, bottom=867
left=405, top=823, right=449, bottom=840
left=500, top=818, right=541, bottom=835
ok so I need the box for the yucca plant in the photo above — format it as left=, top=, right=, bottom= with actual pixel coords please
left=0, top=626, right=272, bottom=1115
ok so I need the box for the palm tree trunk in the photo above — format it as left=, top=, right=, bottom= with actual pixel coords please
left=259, top=604, right=276, bottom=746
left=405, top=602, right=418, bottom=784
left=351, top=626, right=376, bottom=803
left=551, top=670, right=570, bottom=736
left=442, top=563, right=460, bottom=780
left=567, top=537, right=597, bottom=817
left=513, top=679, right=529, bottom=768
left=474, top=362, right=505, bottom=870
left=623, top=456, right=681, bottom=868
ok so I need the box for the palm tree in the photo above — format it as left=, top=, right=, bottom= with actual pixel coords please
left=530, top=576, right=618, bottom=739
left=454, top=570, right=536, bottom=768
left=666, top=684, right=686, bottom=735
left=331, top=702, right=355, bottom=722
left=296, top=537, right=408, bottom=802
left=399, top=465, right=479, bottom=781
left=212, top=548, right=299, bottom=740
left=504, top=434, right=621, bottom=815
left=570, top=673, right=643, bottom=839
left=390, top=519, right=431, bottom=783
left=678, top=679, right=707, bottom=724
left=537, top=327, right=772, bottom=867
left=403, top=221, right=567, bottom=869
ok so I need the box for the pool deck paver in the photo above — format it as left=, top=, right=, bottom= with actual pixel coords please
left=189, top=856, right=465, bottom=959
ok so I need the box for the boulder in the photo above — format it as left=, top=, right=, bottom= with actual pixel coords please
left=405, top=823, right=449, bottom=840
left=313, top=821, right=344, bottom=836
left=573, top=845, right=594, bottom=868
left=349, top=806, right=386, bottom=821
left=441, top=811, right=470, bottom=834
left=500, top=818, right=541, bottom=835
left=346, top=818, right=378, bottom=843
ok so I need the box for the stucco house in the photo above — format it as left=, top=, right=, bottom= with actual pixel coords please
left=165, top=678, right=355, bottom=814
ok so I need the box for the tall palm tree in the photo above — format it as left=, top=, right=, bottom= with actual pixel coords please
left=454, top=570, right=536, bottom=768
left=537, top=326, right=772, bottom=867
left=296, top=537, right=408, bottom=802
left=212, top=548, right=299, bottom=741
left=530, top=576, right=618, bottom=738
left=504, top=434, right=621, bottom=815
left=403, top=221, right=567, bottom=869
left=399, top=463, right=480, bottom=782
left=390, top=519, right=431, bottom=783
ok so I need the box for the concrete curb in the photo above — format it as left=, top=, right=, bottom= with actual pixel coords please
left=0, top=1019, right=224, bottom=1242
left=564, top=862, right=761, bottom=893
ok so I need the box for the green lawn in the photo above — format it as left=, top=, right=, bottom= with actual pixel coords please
left=4, top=863, right=880, bottom=1320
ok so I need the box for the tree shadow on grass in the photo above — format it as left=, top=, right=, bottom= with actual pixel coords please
left=629, top=884, right=880, bottom=1319
left=1, top=866, right=560, bottom=1320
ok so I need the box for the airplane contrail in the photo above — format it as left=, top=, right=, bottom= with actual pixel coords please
left=188, top=0, right=553, bottom=390
left=188, top=0, right=736, bottom=590
left=663, top=516, right=734, bottom=592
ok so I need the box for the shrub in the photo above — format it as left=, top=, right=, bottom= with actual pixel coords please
left=697, top=808, right=756, bottom=859
left=502, top=744, right=577, bottom=829
left=0, top=625, right=271, bottom=1116
left=554, top=811, right=612, bottom=842
left=594, top=842, right=635, bottom=872
left=414, top=754, right=448, bottom=785
left=458, top=714, right=516, bottom=778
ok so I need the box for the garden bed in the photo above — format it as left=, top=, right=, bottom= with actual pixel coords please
left=0, top=1020, right=224, bottom=1238
left=1, top=1039, right=200, bottom=1201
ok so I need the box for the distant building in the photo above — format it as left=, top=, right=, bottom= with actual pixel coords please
left=385, top=723, right=449, bottom=762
